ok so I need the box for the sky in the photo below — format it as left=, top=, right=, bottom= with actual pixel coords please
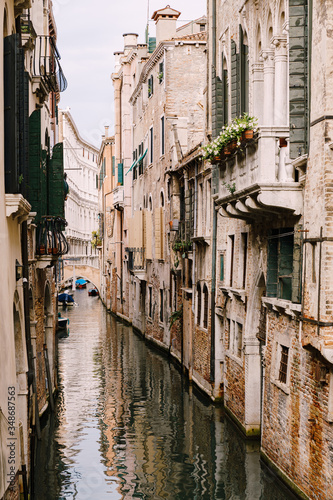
left=54, top=0, right=206, bottom=148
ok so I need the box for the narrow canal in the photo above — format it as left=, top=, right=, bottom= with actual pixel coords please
left=34, top=288, right=296, bottom=500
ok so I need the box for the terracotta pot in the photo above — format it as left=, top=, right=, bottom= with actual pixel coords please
left=229, top=139, right=238, bottom=152
left=242, top=129, right=254, bottom=141
left=39, top=245, right=45, bottom=255
left=224, top=145, right=231, bottom=155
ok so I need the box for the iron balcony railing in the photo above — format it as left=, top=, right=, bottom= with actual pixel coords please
left=36, top=216, right=69, bottom=257
left=32, top=35, right=67, bottom=93
left=125, top=247, right=145, bottom=271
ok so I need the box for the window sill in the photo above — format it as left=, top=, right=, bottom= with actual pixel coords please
left=262, top=297, right=301, bottom=319
left=220, top=286, right=246, bottom=304
left=272, top=378, right=290, bottom=395
left=226, top=350, right=243, bottom=367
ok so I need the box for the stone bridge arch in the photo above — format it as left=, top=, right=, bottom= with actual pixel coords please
left=61, top=264, right=100, bottom=291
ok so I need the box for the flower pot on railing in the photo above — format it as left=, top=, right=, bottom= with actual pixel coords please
left=224, top=145, right=231, bottom=155
left=38, top=245, right=46, bottom=255
left=229, top=139, right=238, bottom=152
left=242, top=129, right=254, bottom=141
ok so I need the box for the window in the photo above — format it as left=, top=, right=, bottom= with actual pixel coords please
left=159, top=289, right=164, bottom=322
left=236, top=322, right=243, bottom=358
left=197, top=283, right=201, bottom=325
left=148, top=75, right=154, bottom=97
left=228, top=235, right=235, bottom=287
left=203, top=284, right=209, bottom=329
left=241, top=232, right=248, bottom=289
left=222, top=54, right=228, bottom=126
left=239, top=25, right=249, bottom=115
left=267, top=228, right=294, bottom=301
left=278, top=346, right=289, bottom=384
left=158, top=61, right=164, bottom=83
left=148, top=286, right=152, bottom=318
left=117, top=163, right=123, bottom=186
left=112, top=156, right=115, bottom=176
left=200, top=24, right=205, bottom=32
left=149, top=127, right=153, bottom=164
left=219, top=254, right=224, bottom=281
left=161, top=116, right=165, bottom=156
left=160, top=190, right=164, bottom=207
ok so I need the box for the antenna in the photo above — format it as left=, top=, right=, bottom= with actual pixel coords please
left=146, top=0, right=150, bottom=44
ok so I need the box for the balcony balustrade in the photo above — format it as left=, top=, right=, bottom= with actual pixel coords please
left=113, top=186, right=124, bottom=209
left=214, top=127, right=303, bottom=220
left=36, top=216, right=69, bottom=267
left=32, top=35, right=67, bottom=96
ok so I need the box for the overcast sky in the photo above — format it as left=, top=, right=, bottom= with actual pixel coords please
left=54, top=0, right=205, bottom=147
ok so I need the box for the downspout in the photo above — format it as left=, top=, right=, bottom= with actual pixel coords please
left=210, top=0, right=217, bottom=385
left=210, top=191, right=217, bottom=384
left=192, top=161, right=198, bottom=313
left=21, top=221, right=41, bottom=497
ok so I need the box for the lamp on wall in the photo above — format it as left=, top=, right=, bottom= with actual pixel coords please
left=16, top=260, right=23, bottom=281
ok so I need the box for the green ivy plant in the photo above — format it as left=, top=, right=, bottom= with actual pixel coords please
left=169, top=305, right=183, bottom=329
left=222, top=181, right=236, bottom=194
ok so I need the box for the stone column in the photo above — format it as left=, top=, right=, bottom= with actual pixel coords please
left=273, top=36, right=288, bottom=126
left=252, top=62, right=264, bottom=124
left=262, top=50, right=275, bottom=126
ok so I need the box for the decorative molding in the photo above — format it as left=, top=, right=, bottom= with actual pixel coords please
left=5, top=194, right=31, bottom=222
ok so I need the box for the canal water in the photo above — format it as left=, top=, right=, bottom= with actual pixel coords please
left=34, top=288, right=296, bottom=500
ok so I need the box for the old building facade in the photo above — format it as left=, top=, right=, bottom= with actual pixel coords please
left=98, top=0, right=333, bottom=498
left=59, top=110, right=99, bottom=286
left=1, top=0, right=68, bottom=497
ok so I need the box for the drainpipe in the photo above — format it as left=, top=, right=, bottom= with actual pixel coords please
left=210, top=0, right=217, bottom=385
left=21, top=220, right=41, bottom=497
left=210, top=189, right=217, bottom=384
left=192, top=160, right=198, bottom=314
left=212, top=0, right=216, bottom=70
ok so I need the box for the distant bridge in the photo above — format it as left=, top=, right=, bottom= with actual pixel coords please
left=61, top=262, right=101, bottom=291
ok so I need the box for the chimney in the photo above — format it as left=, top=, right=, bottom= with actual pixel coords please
left=123, top=33, right=138, bottom=54
left=104, top=126, right=109, bottom=138
left=152, top=5, right=181, bottom=46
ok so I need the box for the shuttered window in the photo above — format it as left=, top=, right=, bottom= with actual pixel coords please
left=289, top=0, right=308, bottom=158
left=197, top=283, right=201, bottom=325
left=203, top=284, right=209, bottom=329
left=211, top=67, right=224, bottom=139
left=112, top=156, right=115, bottom=176
left=230, top=39, right=239, bottom=119
left=4, top=34, right=29, bottom=195
left=239, top=25, right=249, bottom=115
left=48, top=143, right=65, bottom=218
left=117, top=163, right=123, bottom=185
left=267, top=229, right=297, bottom=301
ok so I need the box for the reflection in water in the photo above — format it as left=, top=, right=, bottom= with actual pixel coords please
left=34, top=289, right=296, bottom=499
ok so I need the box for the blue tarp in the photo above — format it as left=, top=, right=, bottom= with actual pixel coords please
left=58, top=293, right=75, bottom=303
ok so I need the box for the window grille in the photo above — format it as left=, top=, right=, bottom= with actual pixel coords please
left=203, top=285, right=209, bottom=329
left=279, top=346, right=289, bottom=384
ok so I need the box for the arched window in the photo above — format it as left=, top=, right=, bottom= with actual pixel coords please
left=197, top=282, right=201, bottom=325
left=203, top=284, right=209, bottom=329
left=160, top=190, right=164, bottom=207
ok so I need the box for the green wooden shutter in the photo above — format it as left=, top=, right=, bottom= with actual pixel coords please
left=19, top=67, right=30, bottom=200
left=118, top=163, right=123, bottom=185
left=289, top=0, right=308, bottom=159
left=211, top=67, right=224, bottom=139
left=231, top=39, right=239, bottom=119
left=29, top=109, right=44, bottom=222
left=267, top=233, right=279, bottom=297
left=48, top=143, right=64, bottom=218
left=239, top=26, right=249, bottom=115
left=279, top=232, right=294, bottom=300
left=112, top=156, right=115, bottom=176
left=292, top=224, right=302, bottom=303
left=4, top=34, right=19, bottom=193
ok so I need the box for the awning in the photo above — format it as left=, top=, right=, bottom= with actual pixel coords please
left=126, top=149, right=148, bottom=176
left=126, top=159, right=138, bottom=176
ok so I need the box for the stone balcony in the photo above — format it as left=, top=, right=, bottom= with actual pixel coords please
left=214, top=126, right=303, bottom=220
left=113, top=186, right=124, bottom=209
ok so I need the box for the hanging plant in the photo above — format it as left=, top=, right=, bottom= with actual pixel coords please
left=201, top=113, right=258, bottom=162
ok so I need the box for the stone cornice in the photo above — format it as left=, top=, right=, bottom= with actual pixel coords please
left=60, top=110, right=99, bottom=154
